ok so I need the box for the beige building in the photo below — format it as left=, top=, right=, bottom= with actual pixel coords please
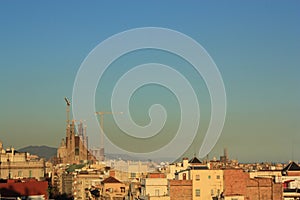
left=140, top=177, right=170, bottom=200
left=164, top=157, right=190, bottom=179
left=176, top=169, right=223, bottom=199
left=99, top=176, right=127, bottom=200
left=53, top=163, right=109, bottom=198
left=164, top=157, right=210, bottom=180
left=108, top=160, right=150, bottom=181
left=175, top=157, right=223, bottom=200
left=52, top=164, right=75, bottom=196
left=52, top=164, right=67, bottom=195
left=62, top=172, right=73, bottom=196
left=0, top=141, right=47, bottom=180
left=248, top=170, right=282, bottom=179
left=128, top=179, right=142, bottom=199
left=73, top=170, right=103, bottom=200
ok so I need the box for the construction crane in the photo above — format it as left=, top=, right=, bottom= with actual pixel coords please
left=95, top=111, right=123, bottom=161
left=64, top=97, right=71, bottom=125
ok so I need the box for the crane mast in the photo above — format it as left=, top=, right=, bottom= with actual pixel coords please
left=95, top=111, right=123, bottom=161
left=64, top=97, right=71, bottom=126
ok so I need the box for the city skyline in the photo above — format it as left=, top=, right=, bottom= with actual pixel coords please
left=0, top=1, right=299, bottom=163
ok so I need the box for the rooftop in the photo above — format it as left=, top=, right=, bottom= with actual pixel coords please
left=189, top=157, right=202, bottom=164
left=283, top=161, right=300, bottom=172
left=102, top=176, right=122, bottom=184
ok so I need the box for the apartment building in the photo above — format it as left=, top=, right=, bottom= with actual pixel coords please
left=73, top=171, right=103, bottom=200
left=169, top=180, right=192, bottom=200
left=108, top=160, right=149, bottom=181
left=0, top=141, right=46, bottom=180
left=99, top=176, right=127, bottom=200
left=281, top=161, right=300, bottom=199
left=173, top=157, right=223, bottom=200
left=223, top=169, right=282, bottom=200
left=140, top=173, right=170, bottom=200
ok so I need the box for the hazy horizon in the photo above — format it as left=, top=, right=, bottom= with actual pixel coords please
left=0, top=1, right=299, bottom=163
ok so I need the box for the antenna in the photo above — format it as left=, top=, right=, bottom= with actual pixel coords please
left=292, top=136, right=295, bottom=161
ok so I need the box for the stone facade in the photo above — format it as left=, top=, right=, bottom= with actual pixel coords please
left=0, top=141, right=46, bottom=180
left=57, top=121, right=89, bottom=164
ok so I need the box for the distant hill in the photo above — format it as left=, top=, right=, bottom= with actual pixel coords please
left=17, top=146, right=172, bottom=162
left=105, top=153, right=174, bottom=163
left=18, top=145, right=57, bottom=160
left=105, top=153, right=148, bottom=161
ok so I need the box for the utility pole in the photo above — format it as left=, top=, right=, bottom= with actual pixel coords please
left=95, top=111, right=123, bottom=161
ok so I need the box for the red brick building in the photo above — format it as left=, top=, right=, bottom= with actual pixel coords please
left=169, top=180, right=192, bottom=200
left=223, top=169, right=282, bottom=200
left=246, top=177, right=282, bottom=200
left=223, top=169, right=248, bottom=196
left=147, top=173, right=166, bottom=178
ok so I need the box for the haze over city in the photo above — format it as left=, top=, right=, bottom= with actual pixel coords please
left=0, top=1, right=300, bottom=163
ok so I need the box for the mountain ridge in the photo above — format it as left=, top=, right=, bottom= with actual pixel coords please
left=17, top=145, right=173, bottom=162
left=18, top=145, right=57, bottom=160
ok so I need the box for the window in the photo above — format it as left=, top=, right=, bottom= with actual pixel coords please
left=231, top=198, right=238, bottom=200
left=8, top=172, right=12, bottom=179
left=18, top=171, right=23, bottom=177
left=195, top=189, right=200, bottom=197
left=29, top=170, right=32, bottom=178
left=216, top=175, right=220, bottom=179
left=121, top=187, right=125, bottom=193
left=155, top=189, right=160, bottom=196
left=75, top=147, right=79, bottom=155
left=183, top=173, right=186, bottom=180
left=211, top=189, right=214, bottom=196
left=195, top=175, right=200, bottom=181
left=131, top=172, right=136, bottom=178
left=208, top=175, right=211, bottom=179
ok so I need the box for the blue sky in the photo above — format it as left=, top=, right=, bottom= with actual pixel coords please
left=0, top=1, right=299, bottom=162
